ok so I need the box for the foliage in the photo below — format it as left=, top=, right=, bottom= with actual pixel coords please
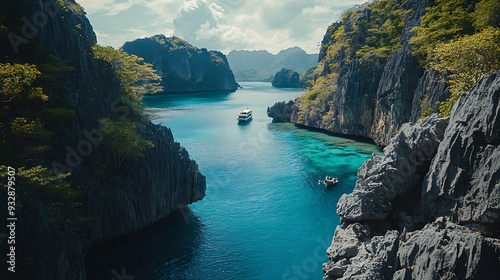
left=429, top=27, right=500, bottom=116
left=472, top=0, right=500, bottom=30
left=17, top=165, right=70, bottom=187
left=0, top=63, right=47, bottom=103
left=296, top=74, right=337, bottom=123
left=99, top=118, right=154, bottom=169
left=323, top=0, right=408, bottom=65
left=92, top=45, right=162, bottom=110
left=11, top=164, right=86, bottom=232
left=410, top=0, right=500, bottom=117
left=410, top=0, right=477, bottom=60
left=299, top=0, right=407, bottom=124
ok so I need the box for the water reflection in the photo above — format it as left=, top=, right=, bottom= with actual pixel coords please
left=85, top=209, right=204, bottom=280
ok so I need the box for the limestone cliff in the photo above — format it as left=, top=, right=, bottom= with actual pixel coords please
left=324, top=72, right=500, bottom=279
left=122, top=35, right=238, bottom=93
left=268, top=0, right=451, bottom=146
left=0, top=0, right=205, bottom=279
left=271, top=68, right=300, bottom=88
left=267, top=100, right=296, bottom=122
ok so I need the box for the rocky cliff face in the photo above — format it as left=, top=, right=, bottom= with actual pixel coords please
left=270, top=0, right=451, bottom=146
left=267, top=100, right=296, bottom=122
left=271, top=68, right=300, bottom=88
left=323, top=72, right=500, bottom=279
left=0, top=0, right=205, bottom=279
left=122, top=35, right=238, bottom=93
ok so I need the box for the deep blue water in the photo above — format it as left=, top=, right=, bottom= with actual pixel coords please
left=86, top=82, right=381, bottom=280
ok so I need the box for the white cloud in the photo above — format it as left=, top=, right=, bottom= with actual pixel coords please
left=77, top=0, right=367, bottom=53
left=77, top=0, right=116, bottom=14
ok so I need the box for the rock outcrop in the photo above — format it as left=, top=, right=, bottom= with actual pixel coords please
left=122, top=35, right=238, bottom=93
left=271, top=68, right=300, bottom=88
left=267, top=100, right=296, bottom=122
left=0, top=0, right=205, bottom=279
left=336, top=115, right=448, bottom=225
left=271, top=0, right=453, bottom=147
left=324, top=72, right=500, bottom=279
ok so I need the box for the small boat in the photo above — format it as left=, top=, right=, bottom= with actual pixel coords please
left=323, top=176, right=339, bottom=187
left=237, top=109, right=252, bottom=122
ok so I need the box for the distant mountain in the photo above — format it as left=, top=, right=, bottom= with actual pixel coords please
left=227, top=47, right=318, bottom=82
left=123, top=35, right=238, bottom=93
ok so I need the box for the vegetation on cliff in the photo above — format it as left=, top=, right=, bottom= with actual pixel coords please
left=296, top=0, right=407, bottom=127
left=292, top=0, right=500, bottom=137
left=410, top=0, right=500, bottom=117
left=271, top=68, right=300, bottom=88
left=0, top=1, right=162, bottom=256
left=122, top=35, right=238, bottom=93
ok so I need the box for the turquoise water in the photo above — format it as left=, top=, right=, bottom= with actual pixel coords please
left=86, top=82, right=380, bottom=280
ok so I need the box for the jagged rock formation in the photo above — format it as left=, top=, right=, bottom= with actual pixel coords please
left=227, top=47, right=318, bottom=82
left=270, top=0, right=452, bottom=146
left=271, top=68, right=300, bottom=88
left=267, top=100, right=296, bottom=122
left=122, top=35, right=238, bottom=93
left=324, top=72, right=500, bottom=279
left=0, top=0, right=205, bottom=279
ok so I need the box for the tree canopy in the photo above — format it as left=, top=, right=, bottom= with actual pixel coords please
left=430, top=27, right=500, bottom=116
left=410, top=0, right=500, bottom=117
left=99, top=118, right=154, bottom=169
left=92, top=45, right=162, bottom=110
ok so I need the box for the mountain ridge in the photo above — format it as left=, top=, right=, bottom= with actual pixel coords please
left=227, top=46, right=318, bottom=82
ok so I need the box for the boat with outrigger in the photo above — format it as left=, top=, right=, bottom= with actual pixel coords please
left=322, top=176, right=339, bottom=187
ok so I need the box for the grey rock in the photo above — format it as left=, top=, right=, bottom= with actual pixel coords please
left=271, top=68, right=300, bottom=88
left=397, top=219, right=498, bottom=280
left=325, top=72, right=500, bottom=280
left=370, top=49, right=424, bottom=146
left=410, top=69, right=450, bottom=122
left=267, top=100, right=296, bottom=122
left=337, top=115, right=448, bottom=222
left=421, top=72, right=500, bottom=237
left=123, top=35, right=238, bottom=93
left=290, top=55, right=385, bottom=138
left=324, top=223, right=400, bottom=280
left=280, top=0, right=434, bottom=146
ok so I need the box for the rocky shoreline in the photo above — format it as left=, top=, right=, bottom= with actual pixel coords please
left=323, top=72, right=500, bottom=279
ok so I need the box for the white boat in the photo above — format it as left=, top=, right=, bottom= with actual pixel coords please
left=237, top=109, right=252, bottom=122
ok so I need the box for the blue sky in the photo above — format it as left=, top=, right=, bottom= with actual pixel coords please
left=77, top=0, right=366, bottom=54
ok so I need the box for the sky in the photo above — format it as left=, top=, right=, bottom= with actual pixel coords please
left=77, top=0, right=366, bottom=54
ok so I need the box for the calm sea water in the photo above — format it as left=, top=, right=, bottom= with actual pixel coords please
left=86, top=82, right=381, bottom=280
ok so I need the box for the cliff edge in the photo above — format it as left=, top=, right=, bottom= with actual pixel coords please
left=324, top=72, right=500, bottom=279
left=0, top=0, right=205, bottom=279
left=122, top=35, right=238, bottom=93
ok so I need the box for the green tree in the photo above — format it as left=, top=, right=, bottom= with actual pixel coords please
left=99, top=118, right=154, bottom=169
left=0, top=63, right=47, bottom=103
left=429, top=27, right=500, bottom=116
left=472, top=0, right=500, bottom=30
left=410, top=0, right=476, bottom=60
left=92, top=45, right=162, bottom=110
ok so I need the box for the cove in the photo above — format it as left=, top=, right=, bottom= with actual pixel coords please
left=86, top=82, right=381, bottom=280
